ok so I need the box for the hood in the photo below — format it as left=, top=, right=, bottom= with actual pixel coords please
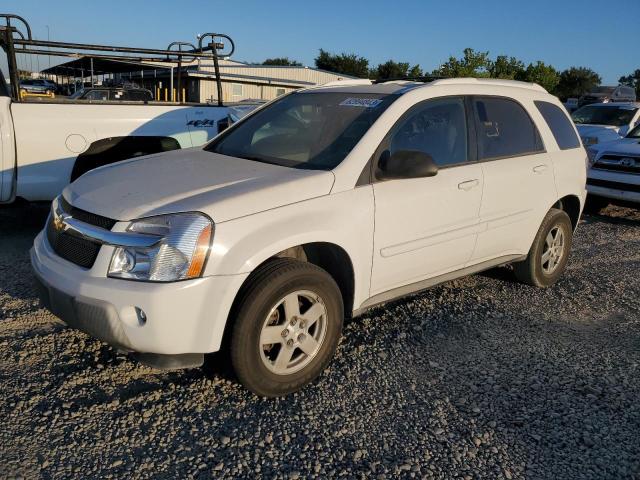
left=592, top=137, right=640, bottom=156
left=576, top=124, right=624, bottom=143
left=63, top=148, right=335, bottom=222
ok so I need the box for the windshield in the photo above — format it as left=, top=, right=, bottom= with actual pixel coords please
left=572, top=105, right=638, bottom=127
left=205, top=91, right=397, bottom=170
left=68, top=89, right=85, bottom=99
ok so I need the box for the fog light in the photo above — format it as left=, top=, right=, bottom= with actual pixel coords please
left=111, top=248, right=136, bottom=273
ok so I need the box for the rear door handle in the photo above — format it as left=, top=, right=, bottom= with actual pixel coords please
left=458, top=179, right=480, bottom=191
left=533, top=164, right=548, bottom=174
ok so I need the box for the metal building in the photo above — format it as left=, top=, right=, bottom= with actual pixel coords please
left=42, top=57, right=356, bottom=103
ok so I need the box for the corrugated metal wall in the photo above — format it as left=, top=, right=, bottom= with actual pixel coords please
left=199, top=81, right=297, bottom=103
left=195, top=61, right=351, bottom=103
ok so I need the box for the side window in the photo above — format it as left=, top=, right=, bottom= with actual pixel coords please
left=387, top=97, right=468, bottom=167
left=473, top=97, right=544, bottom=160
left=84, top=90, right=109, bottom=101
left=534, top=101, right=581, bottom=150
left=125, top=90, right=152, bottom=101
left=110, top=90, right=125, bottom=100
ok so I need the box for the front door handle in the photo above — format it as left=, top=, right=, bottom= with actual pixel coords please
left=458, top=179, right=480, bottom=191
left=533, top=164, right=548, bottom=174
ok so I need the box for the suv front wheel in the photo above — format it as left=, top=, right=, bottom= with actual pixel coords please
left=513, top=208, right=573, bottom=287
left=229, top=258, right=344, bottom=397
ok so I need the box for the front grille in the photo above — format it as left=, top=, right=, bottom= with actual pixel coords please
left=587, top=178, right=640, bottom=194
left=593, top=154, right=640, bottom=175
left=46, top=198, right=116, bottom=269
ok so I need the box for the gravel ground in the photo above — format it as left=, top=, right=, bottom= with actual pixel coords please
left=1, top=203, right=639, bottom=480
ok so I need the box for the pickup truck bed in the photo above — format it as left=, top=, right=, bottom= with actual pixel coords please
left=0, top=98, right=230, bottom=202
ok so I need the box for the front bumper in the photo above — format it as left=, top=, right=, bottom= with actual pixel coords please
left=587, top=169, right=640, bottom=204
left=31, top=231, right=248, bottom=354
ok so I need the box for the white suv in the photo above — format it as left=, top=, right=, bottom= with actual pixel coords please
left=31, top=79, right=587, bottom=396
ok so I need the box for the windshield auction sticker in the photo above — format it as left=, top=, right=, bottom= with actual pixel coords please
left=339, top=98, right=383, bottom=108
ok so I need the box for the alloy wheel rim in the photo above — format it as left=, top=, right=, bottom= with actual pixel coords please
left=259, top=290, right=328, bottom=375
left=541, top=225, right=565, bottom=275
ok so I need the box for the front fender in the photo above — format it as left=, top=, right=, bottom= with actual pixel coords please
left=205, top=187, right=375, bottom=310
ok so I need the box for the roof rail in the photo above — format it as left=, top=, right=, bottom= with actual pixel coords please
left=429, top=77, right=547, bottom=93
left=321, top=78, right=373, bottom=87
left=373, top=75, right=445, bottom=84
left=372, top=75, right=548, bottom=93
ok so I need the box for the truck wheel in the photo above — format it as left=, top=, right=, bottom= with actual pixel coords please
left=230, top=258, right=343, bottom=397
left=583, top=195, right=609, bottom=215
left=513, top=208, right=573, bottom=288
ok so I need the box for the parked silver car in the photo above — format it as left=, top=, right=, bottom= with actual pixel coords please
left=19, top=78, right=56, bottom=95
left=578, top=85, right=636, bottom=108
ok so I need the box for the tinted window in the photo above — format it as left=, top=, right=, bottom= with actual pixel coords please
left=207, top=92, right=397, bottom=170
left=535, top=101, right=581, bottom=150
left=110, top=90, right=126, bottom=100
left=84, top=90, right=109, bottom=101
left=126, top=90, right=152, bottom=101
left=473, top=97, right=544, bottom=160
left=387, top=97, right=467, bottom=167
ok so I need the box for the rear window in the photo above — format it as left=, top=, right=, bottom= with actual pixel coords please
left=534, top=101, right=581, bottom=150
left=473, top=97, right=544, bottom=160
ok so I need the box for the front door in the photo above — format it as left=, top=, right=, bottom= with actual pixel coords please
left=370, top=97, right=483, bottom=296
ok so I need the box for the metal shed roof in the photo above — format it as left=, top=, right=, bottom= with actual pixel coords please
left=41, top=57, right=167, bottom=75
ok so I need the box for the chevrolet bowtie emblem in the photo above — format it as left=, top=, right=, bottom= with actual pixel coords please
left=53, top=214, right=65, bottom=232
left=53, top=210, right=69, bottom=233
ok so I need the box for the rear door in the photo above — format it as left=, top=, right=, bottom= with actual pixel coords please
left=470, top=96, right=557, bottom=263
left=370, top=96, right=483, bottom=295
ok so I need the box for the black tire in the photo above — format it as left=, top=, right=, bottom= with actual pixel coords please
left=513, top=208, right=573, bottom=287
left=229, top=258, right=343, bottom=397
left=583, top=195, right=609, bottom=215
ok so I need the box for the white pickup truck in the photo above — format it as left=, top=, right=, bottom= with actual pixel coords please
left=31, top=78, right=587, bottom=396
left=0, top=73, right=228, bottom=203
left=0, top=13, right=240, bottom=204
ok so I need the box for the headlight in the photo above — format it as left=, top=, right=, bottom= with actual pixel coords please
left=108, top=212, right=213, bottom=282
left=582, top=136, right=598, bottom=146
left=586, top=147, right=598, bottom=167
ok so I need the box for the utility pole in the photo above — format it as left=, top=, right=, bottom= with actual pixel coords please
left=46, top=25, right=50, bottom=69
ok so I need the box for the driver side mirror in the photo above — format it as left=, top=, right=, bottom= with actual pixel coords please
left=378, top=150, right=439, bottom=180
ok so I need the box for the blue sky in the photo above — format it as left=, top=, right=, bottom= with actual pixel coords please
left=2, top=0, right=638, bottom=84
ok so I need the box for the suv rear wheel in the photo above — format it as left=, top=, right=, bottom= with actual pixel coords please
left=513, top=208, right=573, bottom=287
left=229, top=258, right=343, bottom=397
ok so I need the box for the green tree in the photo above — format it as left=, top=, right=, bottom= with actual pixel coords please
left=489, top=55, right=525, bottom=79
left=619, top=69, right=640, bottom=97
left=372, top=60, right=423, bottom=80
left=433, top=48, right=491, bottom=78
left=262, top=57, right=303, bottom=67
left=314, top=49, right=369, bottom=78
left=517, top=61, right=560, bottom=93
left=556, top=67, right=602, bottom=100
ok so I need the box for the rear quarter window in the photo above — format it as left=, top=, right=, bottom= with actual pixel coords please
left=534, top=101, right=581, bottom=150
